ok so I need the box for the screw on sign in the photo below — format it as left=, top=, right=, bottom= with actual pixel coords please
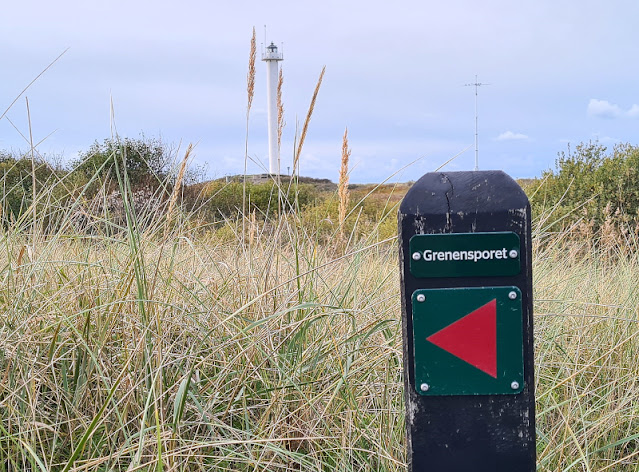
left=398, top=171, right=536, bottom=472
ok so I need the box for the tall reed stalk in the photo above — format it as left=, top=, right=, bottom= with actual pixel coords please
left=338, top=127, right=351, bottom=239
left=277, top=68, right=285, bottom=161
left=293, top=66, right=325, bottom=177
left=164, top=143, right=192, bottom=236
left=243, top=27, right=257, bottom=244
left=277, top=68, right=285, bottom=214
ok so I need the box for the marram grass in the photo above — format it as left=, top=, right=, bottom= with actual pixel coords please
left=533, top=236, right=639, bottom=471
left=0, top=173, right=638, bottom=471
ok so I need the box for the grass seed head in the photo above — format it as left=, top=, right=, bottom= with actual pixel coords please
left=294, top=66, right=325, bottom=174
left=277, top=67, right=285, bottom=152
left=339, top=127, right=351, bottom=236
left=247, top=27, right=256, bottom=114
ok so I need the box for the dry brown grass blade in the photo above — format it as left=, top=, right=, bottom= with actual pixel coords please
left=294, top=66, right=325, bottom=174
left=1, top=48, right=69, bottom=121
left=165, top=143, right=193, bottom=235
left=26, top=97, right=37, bottom=230
left=338, top=127, right=351, bottom=237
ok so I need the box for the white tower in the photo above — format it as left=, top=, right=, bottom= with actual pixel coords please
left=262, top=42, right=283, bottom=175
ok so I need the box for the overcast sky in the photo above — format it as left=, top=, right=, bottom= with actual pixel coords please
left=2, top=0, right=638, bottom=183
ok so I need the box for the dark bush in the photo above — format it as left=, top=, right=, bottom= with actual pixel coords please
left=72, top=137, right=173, bottom=192
left=0, top=151, right=60, bottom=221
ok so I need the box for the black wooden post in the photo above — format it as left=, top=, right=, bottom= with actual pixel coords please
left=398, top=171, right=536, bottom=471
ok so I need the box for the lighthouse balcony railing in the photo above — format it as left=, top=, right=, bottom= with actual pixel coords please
left=261, top=52, right=283, bottom=60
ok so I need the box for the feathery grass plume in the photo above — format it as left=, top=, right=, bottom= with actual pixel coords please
left=246, top=27, right=256, bottom=114
left=243, top=27, right=257, bottom=242
left=338, top=127, right=351, bottom=237
left=276, top=68, right=285, bottom=212
left=164, top=143, right=192, bottom=236
left=294, top=66, right=325, bottom=175
left=277, top=67, right=285, bottom=153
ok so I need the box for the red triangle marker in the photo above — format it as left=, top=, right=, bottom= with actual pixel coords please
left=426, top=299, right=497, bottom=378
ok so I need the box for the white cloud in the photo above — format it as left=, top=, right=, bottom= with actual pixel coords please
left=588, top=99, right=623, bottom=118
left=587, top=99, right=639, bottom=119
left=496, top=131, right=529, bottom=141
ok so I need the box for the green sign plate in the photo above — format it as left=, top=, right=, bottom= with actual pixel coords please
left=412, top=286, right=524, bottom=396
left=409, top=232, right=520, bottom=278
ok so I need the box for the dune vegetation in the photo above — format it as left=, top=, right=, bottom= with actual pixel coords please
left=0, top=141, right=637, bottom=471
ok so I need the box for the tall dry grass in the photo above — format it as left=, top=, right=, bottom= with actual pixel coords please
left=338, top=127, right=351, bottom=239
left=277, top=68, right=285, bottom=156
left=243, top=27, right=257, bottom=243
left=1, top=150, right=639, bottom=470
left=165, top=143, right=192, bottom=235
left=0, top=157, right=403, bottom=470
left=532, top=234, right=639, bottom=471
left=293, top=66, right=325, bottom=177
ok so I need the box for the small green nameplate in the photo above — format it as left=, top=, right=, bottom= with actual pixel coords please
left=409, top=232, right=520, bottom=278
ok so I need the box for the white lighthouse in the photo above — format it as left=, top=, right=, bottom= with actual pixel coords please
left=262, top=41, right=283, bottom=175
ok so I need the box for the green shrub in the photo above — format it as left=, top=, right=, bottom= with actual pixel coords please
left=0, top=151, right=60, bottom=222
left=197, top=180, right=317, bottom=219
left=528, top=141, right=639, bottom=233
left=72, top=136, right=173, bottom=193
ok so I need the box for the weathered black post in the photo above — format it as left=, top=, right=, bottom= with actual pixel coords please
left=398, top=171, right=535, bottom=471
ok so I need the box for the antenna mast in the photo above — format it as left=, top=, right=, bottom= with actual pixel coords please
left=464, top=75, right=490, bottom=171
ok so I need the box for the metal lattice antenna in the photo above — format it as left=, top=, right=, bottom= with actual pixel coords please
left=464, top=75, right=490, bottom=171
